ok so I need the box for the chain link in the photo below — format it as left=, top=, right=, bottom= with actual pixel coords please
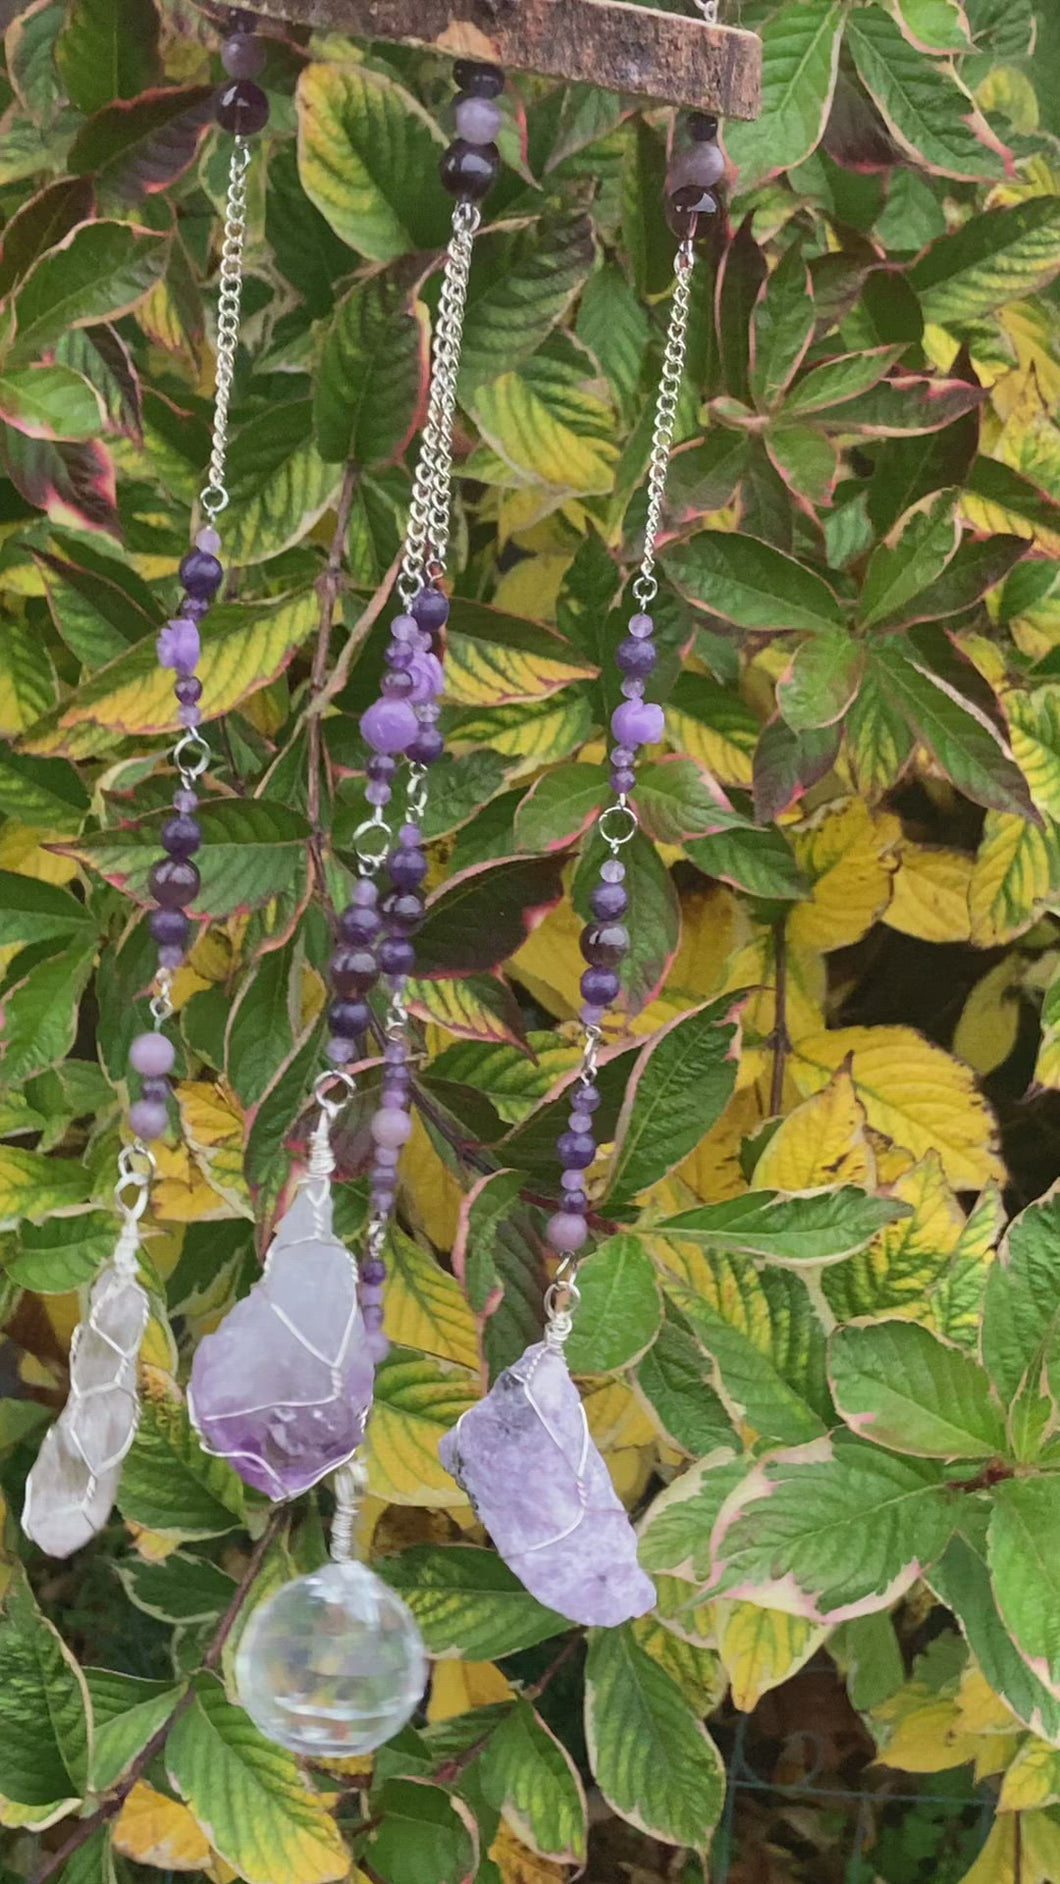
left=633, top=237, right=696, bottom=609
left=200, top=137, right=252, bottom=518
left=694, top=0, right=720, bottom=20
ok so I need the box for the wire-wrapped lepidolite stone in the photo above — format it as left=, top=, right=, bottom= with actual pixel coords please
left=189, top=1186, right=374, bottom=1501
left=439, top=1340, right=655, bottom=1626
left=23, top=1262, right=149, bottom=1557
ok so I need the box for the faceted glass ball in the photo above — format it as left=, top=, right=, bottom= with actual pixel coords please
left=235, top=1561, right=427, bottom=1756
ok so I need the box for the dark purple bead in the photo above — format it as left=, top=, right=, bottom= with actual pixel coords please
left=175, top=675, right=203, bottom=705
left=180, top=594, right=210, bottom=621
left=580, top=966, right=620, bottom=1005
left=689, top=110, right=719, bottom=141
left=670, top=182, right=719, bottom=222
left=382, top=669, right=415, bottom=699
left=410, top=587, right=450, bottom=631
left=161, top=814, right=202, bottom=858
left=387, top=846, right=428, bottom=889
left=453, top=58, right=504, bottom=96
left=216, top=78, right=270, bottom=135
left=179, top=549, right=223, bottom=599
left=221, top=31, right=265, bottom=77
left=140, top=1076, right=171, bottom=1104
left=562, top=1188, right=589, bottom=1213
left=580, top=922, right=629, bottom=968
left=611, top=767, right=636, bottom=794
left=149, top=856, right=200, bottom=908
left=382, top=890, right=424, bottom=931
left=339, top=904, right=382, bottom=944
left=328, top=998, right=370, bottom=1035
left=379, top=935, right=415, bottom=976
left=330, top=946, right=379, bottom=996
left=148, top=907, right=190, bottom=948
left=361, top=1257, right=387, bottom=1286
left=557, top=1130, right=595, bottom=1171
left=440, top=138, right=499, bottom=200
left=616, top=635, right=658, bottom=678
left=367, top=755, right=397, bottom=781
left=577, top=1083, right=601, bottom=1111
left=407, top=727, right=444, bottom=764
left=591, top=880, right=629, bottom=920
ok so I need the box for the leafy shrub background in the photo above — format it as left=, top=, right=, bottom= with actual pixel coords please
left=1, top=0, right=1060, bottom=1878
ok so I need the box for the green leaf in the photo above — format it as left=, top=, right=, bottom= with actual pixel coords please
left=0, top=177, right=95, bottom=302
left=782, top=346, right=904, bottom=418
left=859, top=491, right=961, bottom=629
left=868, top=633, right=1035, bottom=820
left=685, top=824, right=807, bottom=901
left=54, top=0, right=160, bottom=112
left=470, top=340, right=618, bottom=496
left=296, top=61, right=450, bottom=263
left=166, top=1673, right=349, bottom=1884
left=364, top=1779, right=477, bottom=1884
left=564, top=1235, right=662, bottom=1373
left=60, top=800, right=312, bottom=920
left=982, top=1190, right=1060, bottom=1408
left=829, top=1319, right=1006, bottom=1459
left=845, top=6, right=1004, bottom=179
left=377, top=1545, right=567, bottom=1660
left=749, top=244, right=815, bottom=409
left=0, top=1145, right=91, bottom=1224
left=663, top=530, right=845, bottom=635
left=665, top=1263, right=830, bottom=1447
left=875, top=532, right=1027, bottom=631
left=910, top=197, right=1060, bottom=323
left=635, top=1310, right=736, bottom=1455
left=0, top=871, right=90, bottom=948
left=223, top=401, right=342, bottom=565
left=9, top=221, right=168, bottom=366
left=67, top=87, right=213, bottom=206
left=34, top=535, right=159, bottom=665
left=710, top=1437, right=956, bottom=1621
left=639, top=1452, right=747, bottom=1581
left=83, top=1670, right=182, bottom=1792
left=118, top=1399, right=248, bottom=1539
left=724, top=0, right=844, bottom=188
left=118, top=1552, right=236, bottom=1625
left=481, top=1699, right=587, bottom=1864
left=584, top=1624, right=725, bottom=1849
left=0, top=934, right=96, bottom=1084
left=607, top=997, right=740, bottom=1203
left=513, top=763, right=607, bottom=852
left=459, top=213, right=596, bottom=395
left=988, top=1478, right=1060, bottom=1700
left=314, top=264, right=429, bottom=467
left=777, top=629, right=864, bottom=732
left=929, top=1528, right=1060, bottom=1741
left=884, top=0, right=972, bottom=52
left=632, top=757, right=743, bottom=846
left=416, top=853, right=566, bottom=977
left=807, top=373, right=983, bottom=435
left=658, top=1187, right=907, bottom=1267
left=0, top=1574, right=89, bottom=1810
left=0, top=365, right=101, bottom=441
left=4, top=1210, right=114, bottom=1295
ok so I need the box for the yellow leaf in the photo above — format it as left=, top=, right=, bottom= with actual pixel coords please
left=115, top=1782, right=213, bottom=1871
left=1000, top=1739, right=1060, bottom=1811
left=633, top=1614, right=725, bottom=1712
left=428, top=1659, right=514, bottom=1722
left=954, top=959, right=1023, bottom=1075
left=790, top=1026, right=1004, bottom=1190
left=874, top=1693, right=983, bottom=1774
left=364, top=1352, right=477, bottom=1506
left=383, top=1227, right=479, bottom=1370
left=399, top=1113, right=464, bottom=1257
left=885, top=846, right=973, bottom=944
left=1007, top=685, right=1060, bottom=820
left=176, top=1081, right=250, bottom=1216
left=678, top=1083, right=770, bottom=1203
left=634, top=887, right=749, bottom=1037
left=445, top=610, right=594, bottom=708
left=472, top=367, right=618, bottom=496
left=509, top=894, right=583, bottom=1020
left=955, top=1666, right=1019, bottom=1738
left=490, top=1823, right=566, bottom=1884
left=583, top=1379, right=656, bottom=1454
left=958, top=1810, right=1060, bottom=1883
left=969, top=811, right=1060, bottom=946
left=788, top=799, right=900, bottom=954
left=666, top=695, right=755, bottom=789
left=823, top=1153, right=965, bottom=1324
left=752, top=1066, right=874, bottom=1191
left=726, top=932, right=826, bottom=1090
left=713, top=1600, right=825, bottom=1712
left=0, top=824, right=79, bottom=884
left=150, top=1138, right=241, bottom=1225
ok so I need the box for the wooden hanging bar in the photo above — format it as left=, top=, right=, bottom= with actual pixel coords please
left=253, top=0, right=762, bottom=115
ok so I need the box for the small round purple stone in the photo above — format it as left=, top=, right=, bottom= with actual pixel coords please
left=221, top=31, right=266, bottom=76
left=339, top=904, right=382, bottom=944
left=149, top=907, right=190, bottom=948
left=557, top=1130, right=596, bottom=1170
left=581, top=966, right=620, bottom=1005
left=616, top=635, right=657, bottom=677
left=407, top=727, right=444, bottom=765
left=129, top=1032, right=175, bottom=1076
left=547, top=1211, right=589, bottom=1252
left=361, top=697, right=418, bottom=755
left=215, top=78, right=270, bottom=135
left=388, top=847, right=428, bottom=889
left=379, top=936, right=415, bottom=976
left=591, top=881, right=629, bottom=920
left=129, top=1099, right=168, bottom=1140
left=410, top=587, right=449, bottom=631
left=149, top=857, right=200, bottom=908
left=328, top=999, right=370, bottom=1035
left=161, top=815, right=202, bottom=858
left=330, top=947, right=378, bottom=996
left=179, top=549, right=223, bottom=599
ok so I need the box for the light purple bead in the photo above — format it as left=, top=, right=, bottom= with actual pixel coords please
left=612, top=767, right=636, bottom=794
left=385, top=1040, right=407, bottom=1062
left=407, top=651, right=445, bottom=705
left=592, top=881, right=629, bottom=920
left=158, top=944, right=185, bottom=970
left=371, top=1188, right=396, bottom=1215
left=392, top=614, right=418, bottom=642
left=129, top=1032, right=175, bottom=1076
left=173, top=787, right=198, bottom=814
left=611, top=745, right=635, bottom=766
left=326, top=1036, right=356, bottom=1065
left=620, top=678, right=645, bottom=700
left=569, top=1109, right=592, bottom=1134
left=366, top=1330, right=391, bottom=1363
left=601, top=859, right=625, bottom=883
left=365, top=781, right=392, bottom=806
left=129, top=1099, right=168, bottom=1140
left=628, top=612, right=654, bottom=638
left=611, top=700, right=664, bottom=747
left=580, top=1003, right=605, bottom=1026
left=456, top=95, right=502, bottom=143
left=157, top=619, right=201, bottom=673
left=178, top=704, right=202, bottom=727
left=361, top=697, right=418, bottom=754
left=670, top=141, right=725, bottom=190
left=547, top=1212, right=589, bottom=1253
left=221, top=32, right=266, bottom=77
left=371, top=1107, right=412, bottom=1148
left=196, top=525, right=222, bottom=554
left=561, top=1169, right=585, bottom=1192
left=352, top=879, right=379, bottom=906
left=374, top=1150, right=401, bottom=1174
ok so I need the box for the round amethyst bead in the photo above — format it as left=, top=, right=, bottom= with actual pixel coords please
left=547, top=1211, right=589, bottom=1252
left=455, top=93, right=502, bottom=144
left=557, top=1131, right=596, bottom=1171
left=453, top=58, right=504, bottom=96
left=580, top=966, right=620, bottom=1006
left=149, top=907, right=190, bottom=948
left=175, top=676, right=204, bottom=706
left=407, top=727, right=444, bottom=765
left=149, top=857, right=200, bottom=908
left=161, top=814, right=202, bottom=858
left=440, top=139, right=499, bottom=200
left=591, top=880, right=629, bottom=920
left=330, top=948, right=378, bottom=996
left=129, top=1099, right=168, bottom=1141
left=611, top=768, right=636, bottom=794
left=361, top=697, right=418, bottom=755
left=379, top=936, right=415, bottom=976
left=410, top=587, right=449, bottom=631
left=328, top=999, right=370, bottom=1035
left=129, top=1032, right=175, bottom=1076
left=388, top=846, right=428, bottom=889
left=339, top=904, right=382, bottom=944
left=178, top=549, right=223, bottom=599
left=581, top=922, right=629, bottom=967
left=157, top=619, right=200, bottom=674
left=215, top=78, right=270, bottom=135
left=382, top=891, right=425, bottom=931
left=326, top=1036, right=356, bottom=1066
left=140, top=1076, right=171, bottom=1104
left=361, top=1258, right=387, bottom=1286
left=616, top=635, right=657, bottom=678
left=577, top=1082, right=602, bottom=1111
left=383, top=669, right=415, bottom=699
left=367, top=755, right=397, bottom=782
left=221, top=31, right=265, bottom=76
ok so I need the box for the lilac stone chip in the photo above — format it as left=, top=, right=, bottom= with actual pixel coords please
left=189, top=1188, right=375, bottom=1500
left=439, top=1340, right=655, bottom=1627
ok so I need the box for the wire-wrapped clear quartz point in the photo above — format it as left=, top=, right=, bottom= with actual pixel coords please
left=439, top=1340, right=656, bottom=1626
left=235, top=1559, right=427, bottom=1755
left=188, top=1188, right=374, bottom=1500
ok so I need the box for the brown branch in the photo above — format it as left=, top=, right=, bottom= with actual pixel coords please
left=524, top=1628, right=584, bottom=1700
left=32, top=1510, right=287, bottom=1884
left=308, top=462, right=361, bottom=897
left=769, top=916, right=790, bottom=1118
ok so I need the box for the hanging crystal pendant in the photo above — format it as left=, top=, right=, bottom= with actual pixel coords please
left=235, top=1465, right=427, bottom=1755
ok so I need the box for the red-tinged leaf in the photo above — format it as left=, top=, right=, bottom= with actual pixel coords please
left=68, top=86, right=214, bottom=206
left=8, top=220, right=168, bottom=365
left=513, top=763, right=607, bottom=853
left=869, top=631, right=1037, bottom=821
left=664, top=432, right=749, bottom=526
left=0, top=365, right=102, bottom=441
left=663, top=530, right=844, bottom=636
left=815, top=374, right=985, bottom=436
left=632, top=756, right=742, bottom=845
left=777, top=629, right=864, bottom=732
left=784, top=347, right=905, bottom=418
left=445, top=598, right=597, bottom=707
left=407, top=974, right=530, bottom=1048
left=965, top=455, right=1060, bottom=543
left=0, top=425, right=117, bottom=536
left=753, top=714, right=841, bottom=823
left=453, top=1168, right=547, bottom=1382
left=606, top=995, right=743, bottom=1202
left=314, top=259, right=430, bottom=468
left=53, top=800, right=312, bottom=919
left=845, top=5, right=1009, bottom=181
left=415, top=854, right=569, bottom=977
left=749, top=243, right=815, bottom=410
left=766, top=421, right=840, bottom=510
left=0, top=175, right=95, bottom=301
left=57, top=324, right=143, bottom=444
left=716, top=217, right=767, bottom=407
left=874, top=532, right=1028, bottom=631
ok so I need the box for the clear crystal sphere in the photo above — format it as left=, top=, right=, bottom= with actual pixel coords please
left=235, top=1560, right=427, bottom=1756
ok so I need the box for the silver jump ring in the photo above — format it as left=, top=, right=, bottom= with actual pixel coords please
left=597, top=803, right=639, bottom=849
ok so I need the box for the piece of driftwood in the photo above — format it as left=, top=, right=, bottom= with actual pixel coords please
left=252, top=0, right=762, bottom=115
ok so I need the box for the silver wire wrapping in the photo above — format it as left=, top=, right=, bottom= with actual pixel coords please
left=22, top=1150, right=152, bottom=1557
left=544, top=237, right=697, bottom=1351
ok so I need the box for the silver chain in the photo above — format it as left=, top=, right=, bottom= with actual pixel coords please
left=695, top=0, right=720, bottom=20
left=633, top=236, right=696, bottom=609
left=200, top=137, right=252, bottom=519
